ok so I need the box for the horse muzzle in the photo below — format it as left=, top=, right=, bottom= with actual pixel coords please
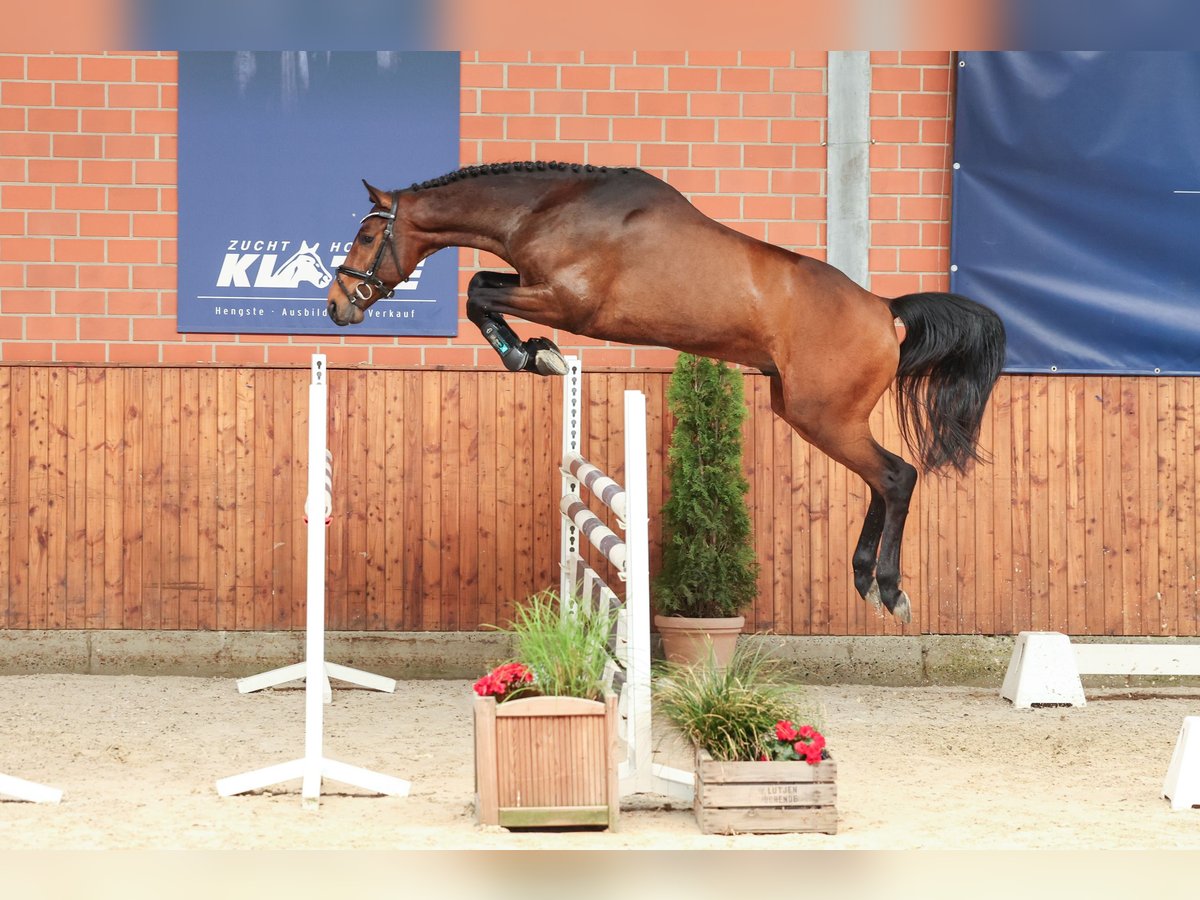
left=327, top=298, right=364, bottom=326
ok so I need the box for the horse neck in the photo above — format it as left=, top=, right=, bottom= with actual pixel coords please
left=403, top=174, right=557, bottom=258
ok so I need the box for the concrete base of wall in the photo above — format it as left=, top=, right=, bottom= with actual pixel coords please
left=4, top=630, right=1200, bottom=687
left=0, top=630, right=512, bottom=681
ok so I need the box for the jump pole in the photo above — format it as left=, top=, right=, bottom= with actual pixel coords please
left=559, top=357, right=693, bottom=802
left=216, top=354, right=410, bottom=806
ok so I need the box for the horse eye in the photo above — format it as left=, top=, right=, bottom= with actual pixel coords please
left=359, top=234, right=376, bottom=246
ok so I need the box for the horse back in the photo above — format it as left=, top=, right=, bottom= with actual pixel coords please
left=511, top=169, right=894, bottom=373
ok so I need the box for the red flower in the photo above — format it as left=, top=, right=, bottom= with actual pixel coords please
left=767, top=721, right=829, bottom=764
left=473, top=662, right=535, bottom=698
left=473, top=672, right=502, bottom=696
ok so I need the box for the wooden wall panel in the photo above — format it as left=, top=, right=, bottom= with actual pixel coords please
left=0, top=364, right=1197, bottom=637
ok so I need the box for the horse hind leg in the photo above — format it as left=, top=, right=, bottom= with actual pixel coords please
left=845, top=446, right=917, bottom=623
left=771, top=378, right=885, bottom=608
left=853, top=490, right=886, bottom=610
left=847, top=472, right=911, bottom=620
left=771, top=377, right=916, bottom=622
left=467, top=271, right=566, bottom=376
left=869, top=446, right=917, bottom=624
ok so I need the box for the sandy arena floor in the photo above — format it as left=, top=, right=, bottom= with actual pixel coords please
left=1, top=674, right=1198, bottom=850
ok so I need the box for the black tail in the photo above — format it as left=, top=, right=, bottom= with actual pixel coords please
left=890, top=292, right=1006, bottom=473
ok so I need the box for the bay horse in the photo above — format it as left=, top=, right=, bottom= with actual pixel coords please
left=327, top=162, right=1006, bottom=623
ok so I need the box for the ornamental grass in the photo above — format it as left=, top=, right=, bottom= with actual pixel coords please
left=494, top=589, right=619, bottom=702
left=655, top=642, right=824, bottom=762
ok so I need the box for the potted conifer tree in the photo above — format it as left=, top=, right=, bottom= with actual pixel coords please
left=653, top=353, right=759, bottom=668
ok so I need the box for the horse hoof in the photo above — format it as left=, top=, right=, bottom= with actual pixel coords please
left=892, top=590, right=912, bottom=624
left=534, top=347, right=567, bottom=376
left=865, top=579, right=883, bottom=611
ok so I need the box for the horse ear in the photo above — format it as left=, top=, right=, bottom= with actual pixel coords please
left=362, top=179, right=387, bottom=206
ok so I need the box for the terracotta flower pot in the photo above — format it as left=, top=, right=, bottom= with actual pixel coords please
left=653, top=614, right=745, bottom=668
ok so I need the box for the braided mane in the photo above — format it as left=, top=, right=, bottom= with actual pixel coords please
left=409, top=160, right=637, bottom=191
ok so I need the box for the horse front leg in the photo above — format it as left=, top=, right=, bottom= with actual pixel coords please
left=466, top=271, right=566, bottom=376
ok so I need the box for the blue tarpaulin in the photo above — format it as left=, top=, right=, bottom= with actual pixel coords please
left=951, top=51, right=1200, bottom=374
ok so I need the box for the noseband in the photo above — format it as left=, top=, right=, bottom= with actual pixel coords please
left=335, top=190, right=404, bottom=309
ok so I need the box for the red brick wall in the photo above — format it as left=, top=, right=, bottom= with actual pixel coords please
left=0, top=50, right=955, bottom=369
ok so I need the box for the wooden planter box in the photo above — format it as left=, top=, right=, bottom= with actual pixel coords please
left=474, top=694, right=618, bottom=830
left=694, top=747, right=838, bottom=834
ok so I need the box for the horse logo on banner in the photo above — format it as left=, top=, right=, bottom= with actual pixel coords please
left=217, top=240, right=333, bottom=290
left=267, top=242, right=333, bottom=289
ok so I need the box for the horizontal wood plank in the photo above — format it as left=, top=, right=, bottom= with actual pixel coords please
left=699, top=781, right=837, bottom=808
left=696, top=805, right=838, bottom=835
left=494, top=696, right=608, bottom=717
left=497, top=806, right=611, bottom=828
left=698, top=748, right=837, bottom=784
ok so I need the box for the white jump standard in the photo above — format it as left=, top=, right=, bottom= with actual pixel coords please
left=216, top=355, right=410, bottom=806
left=234, top=447, right=396, bottom=702
left=558, top=356, right=693, bottom=802
left=0, top=772, right=62, bottom=804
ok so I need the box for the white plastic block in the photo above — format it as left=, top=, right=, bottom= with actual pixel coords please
left=1000, top=631, right=1086, bottom=708
left=1164, top=716, right=1200, bottom=811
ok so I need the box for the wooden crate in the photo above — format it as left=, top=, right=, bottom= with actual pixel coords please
left=474, top=694, right=618, bottom=829
left=694, top=747, right=838, bottom=834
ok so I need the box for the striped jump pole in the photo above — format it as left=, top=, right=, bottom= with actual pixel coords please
left=560, top=492, right=629, bottom=573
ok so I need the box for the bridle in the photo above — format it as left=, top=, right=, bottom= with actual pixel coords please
left=334, top=190, right=404, bottom=309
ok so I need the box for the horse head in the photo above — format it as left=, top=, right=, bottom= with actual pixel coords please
left=328, top=181, right=413, bottom=326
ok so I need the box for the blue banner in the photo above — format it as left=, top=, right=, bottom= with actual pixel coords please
left=951, top=52, right=1200, bottom=374
left=178, top=51, right=459, bottom=336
